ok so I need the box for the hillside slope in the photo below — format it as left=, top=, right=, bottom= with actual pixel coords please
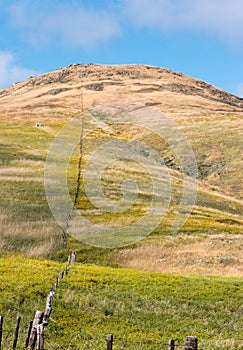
left=0, top=253, right=242, bottom=349
left=1, top=64, right=242, bottom=198
left=0, top=64, right=242, bottom=267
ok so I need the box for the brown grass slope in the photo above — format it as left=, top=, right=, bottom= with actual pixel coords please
left=0, top=64, right=242, bottom=275
left=1, top=63, right=242, bottom=198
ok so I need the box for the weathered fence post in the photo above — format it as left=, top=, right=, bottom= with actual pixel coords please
left=27, top=311, right=43, bottom=350
left=25, top=321, right=33, bottom=349
left=13, top=316, right=21, bottom=350
left=0, top=316, right=3, bottom=349
left=36, top=324, right=44, bottom=350
left=43, top=291, right=53, bottom=325
left=56, top=272, right=63, bottom=286
left=43, top=307, right=52, bottom=326
left=71, top=251, right=76, bottom=263
left=169, top=339, right=175, bottom=350
left=46, top=292, right=53, bottom=309
left=184, top=336, right=198, bottom=350
left=106, top=334, right=113, bottom=350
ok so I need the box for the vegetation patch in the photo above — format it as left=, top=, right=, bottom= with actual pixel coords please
left=0, top=252, right=65, bottom=348
left=45, top=264, right=243, bottom=349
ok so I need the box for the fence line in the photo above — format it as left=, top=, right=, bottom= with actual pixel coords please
left=0, top=251, right=76, bottom=350
left=105, top=334, right=198, bottom=350
left=1, top=252, right=241, bottom=349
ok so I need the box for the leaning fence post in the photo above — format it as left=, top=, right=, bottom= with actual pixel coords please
left=25, top=321, right=33, bottom=349
left=184, top=336, right=198, bottom=350
left=43, top=291, right=53, bottom=325
left=169, top=339, right=175, bottom=350
left=36, top=324, right=44, bottom=350
left=13, top=316, right=21, bottom=350
left=0, top=316, right=3, bottom=349
left=27, top=311, right=43, bottom=350
left=106, top=334, right=113, bottom=350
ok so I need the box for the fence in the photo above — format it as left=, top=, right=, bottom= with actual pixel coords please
left=0, top=316, right=198, bottom=350
left=105, top=335, right=198, bottom=349
left=1, top=252, right=237, bottom=350
left=0, top=251, right=76, bottom=350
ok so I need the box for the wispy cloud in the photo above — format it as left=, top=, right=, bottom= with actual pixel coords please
left=8, top=1, right=121, bottom=49
left=122, top=0, right=243, bottom=44
left=0, top=51, right=37, bottom=89
left=7, top=0, right=243, bottom=50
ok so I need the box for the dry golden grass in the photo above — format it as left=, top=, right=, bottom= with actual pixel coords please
left=0, top=219, right=62, bottom=257
left=0, top=63, right=242, bottom=266
left=1, top=64, right=242, bottom=118
left=113, top=234, right=243, bottom=277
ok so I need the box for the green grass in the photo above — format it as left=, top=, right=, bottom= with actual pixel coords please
left=0, top=114, right=242, bottom=257
left=0, top=119, right=67, bottom=255
left=0, top=252, right=65, bottom=349
left=45, top=263, right=243, bottom=349
left=0, top=97, right=242, bottom=349
left=0, top=253, right=242, bottom=349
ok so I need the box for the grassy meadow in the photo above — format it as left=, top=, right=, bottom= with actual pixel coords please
left=0, top=82, right=242, bottom=349
left=0, top=252, right=65, bottom=349
left=0, top=254, right=242, bottom=349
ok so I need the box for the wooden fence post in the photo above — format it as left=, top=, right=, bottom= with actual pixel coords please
left=184, top=336, right=198, bottom=350
left=43, top=307, right=52, bottom=326
left=71, top=251, right=76, bottom=263
left=25, top=321, right=33, bottom=349
left=36, top=324, right=44, bottom=350
left=0, top=316, right=3, bottom=349
left=169, top=339, right=175, bottom=350
left=13, top=316, right=21, bottom=350
left=43, top=291, right=53, bottom=325
left=106, top=334, right=113, bottom=350
left=56, top=272, right=62, bottom=287
left=27, top=311, right=43, bottom=350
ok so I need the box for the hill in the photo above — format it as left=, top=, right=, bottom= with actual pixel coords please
left=0, top=64, right=242, bottom=276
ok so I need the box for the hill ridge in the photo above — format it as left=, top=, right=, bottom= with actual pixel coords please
left=1, top=63, right=243, bottom=109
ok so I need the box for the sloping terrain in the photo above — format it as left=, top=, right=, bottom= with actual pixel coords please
left=0, top=64, right=242, bottom=275
left=0, top=253, right=242, bottom=349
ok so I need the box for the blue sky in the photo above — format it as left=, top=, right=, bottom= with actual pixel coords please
left=1, top=0, right=243, bottom=96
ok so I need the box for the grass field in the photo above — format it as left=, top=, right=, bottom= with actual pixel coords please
left=0, top=253, right=243, bottom=350
left=0, top=253, right=242, bottom=349
left=46, top=264, right=243, bottom=349
left=1, top=111, right=242, bottom=254
left=0, top=252, right=65, bottom=349
left=0, top=65, right=242, bottom=349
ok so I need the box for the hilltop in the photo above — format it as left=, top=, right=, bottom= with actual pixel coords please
left=0, top=64, right=242, bottom=276
left=1, top=64, right=243, bottom=115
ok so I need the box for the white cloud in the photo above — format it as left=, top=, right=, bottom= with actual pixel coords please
left=8, top=1, right=121, bottom=49
left=0, top=51, right=37, bottom=89
left=122, top=0, right=243, bottom=44
left=7, top=0, right=243, bottom=50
